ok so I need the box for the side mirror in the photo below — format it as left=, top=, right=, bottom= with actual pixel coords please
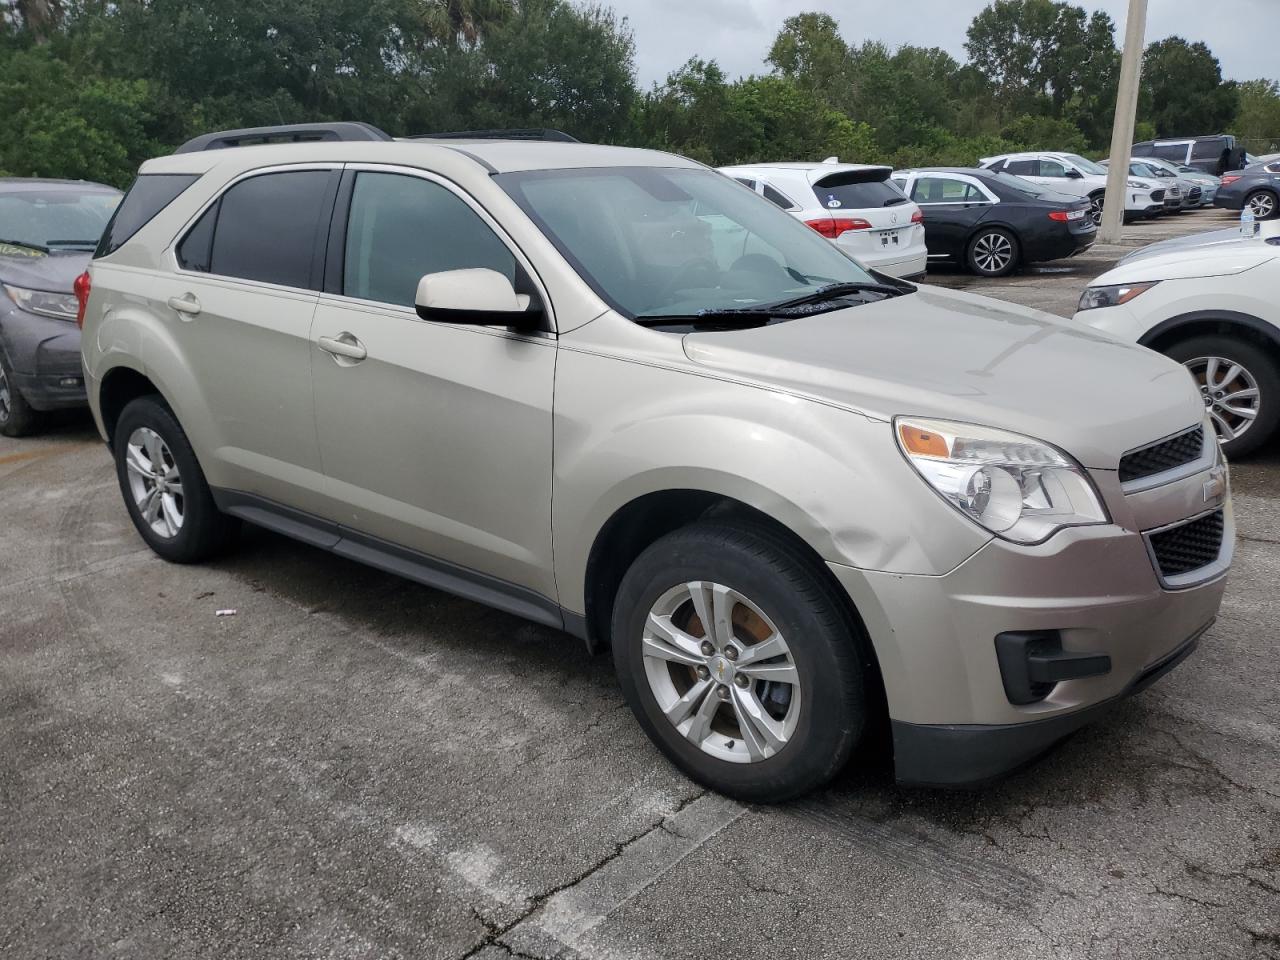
left=1065, top=169, right=1084, bottom=179
left=414, top=268, right=543, bottom=330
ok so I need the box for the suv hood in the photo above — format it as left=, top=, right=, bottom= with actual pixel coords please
left=1102, top=229, right=1277, bottom=282
left=0, top=249, right=90, bottom=292
left=681, top=285, right=1201, bottom=469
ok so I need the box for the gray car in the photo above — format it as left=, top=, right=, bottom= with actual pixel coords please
left=0, top=178, right=121, bottom=436
left=79, top=125, right=1233, bottom=801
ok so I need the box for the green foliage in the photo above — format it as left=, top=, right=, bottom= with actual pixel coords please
left=1141, top=37, right=1239, bottom=137
left=0, top=0, right=1266, bottom=189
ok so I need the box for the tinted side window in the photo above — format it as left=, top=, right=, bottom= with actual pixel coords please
left=1039, top=159, right=1068, bottom=178
left=177, top=203, right=217, bottom=272
left=733, top=177, right=757, bottom=189
left=343, top=172, right=515, bottom=307
left=911, top=178, right=980, bottom=203
left=95, top=174, right=200, bottom=258
left=1154, top=143, right=1190, bottom=162
left=208, top=171, right=331, bottom=288
left=761, top=184, right=794, bottom=209
left=1191, top=139, right=1224, bottom=160
left=1005, top=159, right=1039, bottom=176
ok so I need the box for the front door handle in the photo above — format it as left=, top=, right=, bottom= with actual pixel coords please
left=317, top=332, right=367, bottom=363
left=167, top=293, right=201, bottom=316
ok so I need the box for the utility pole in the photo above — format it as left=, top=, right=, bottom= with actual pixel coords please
left=1098, top=0, right=1149, bottom=244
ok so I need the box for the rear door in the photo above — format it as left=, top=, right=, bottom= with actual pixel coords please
left=308, top=166, right=557, bottom=602
left=163, top=166, right=338, bottom=510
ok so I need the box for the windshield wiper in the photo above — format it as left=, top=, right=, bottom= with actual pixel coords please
left=46, top=239, right=98, bottom=248
left=766, top=280, right=909, bottom=310
left=634, top=307, right=777, bottom=329
left=0, top=237, right=50, bottom=254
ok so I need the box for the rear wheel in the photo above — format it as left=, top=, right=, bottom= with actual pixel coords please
left=966, top=228, right=1019, bottom=277
left=0, top=351, right=40, bottom=438
left=1088, top=193, right=1106, bottom=226
left=612, top=521, right=867, bottom=802
left=113, top=395, right=239, bottom=561
left=1165, top=336, right=1280, bottom=458
left=1245, top=190, right=1278, bottom=220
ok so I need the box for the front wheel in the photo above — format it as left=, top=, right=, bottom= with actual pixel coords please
left=966, top=228, right=1019, bottom=277
left=0, top=351, right=41, bottom=438
left=612, top=521, right=867, bottom=802
left=1165, top=336, right=1280, bottom=458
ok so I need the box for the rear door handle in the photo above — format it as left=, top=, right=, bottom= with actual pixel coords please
left=167, top=294, right=201, bottom=316
left=317, top=333, right=367, bottom=362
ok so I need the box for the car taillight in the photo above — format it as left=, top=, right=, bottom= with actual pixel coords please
left=804, top=217, right=872, bottom=238
left=73, top=270, right=91, bottom=329
left=1221, top=175, right=1241, bottom=186
left=911, top=210, right=924, bottom=224
left=1048, top=211, right=1070, bottom=222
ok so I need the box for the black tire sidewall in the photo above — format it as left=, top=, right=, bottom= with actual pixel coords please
left=967, top=227, right=1019, bottom=277
left=1166, top=335, right=1280, bottom=458
left=0, top=349, right=39, bottom=437
left=113, top=396, right=229, bottom=562
left=612, top=523, right=864, bottom=802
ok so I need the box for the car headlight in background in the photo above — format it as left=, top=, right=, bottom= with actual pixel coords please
left=2, top=283, right=79, bottom=321
left=895, top=417, right=1108, bottom=544
left=1076, top=281, right=1158, bottom=312
left=1126, top=179, right=1148, bottom=190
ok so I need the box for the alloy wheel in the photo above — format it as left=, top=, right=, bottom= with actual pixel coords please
left=0, top=363, right=9, bottom=424
left=1089, top=195, right=1105, bottom=226
left=642, top=581, right=801, bottom=764
left=1187, top=356, right=1260, bottom=444
left=124, top=426, right=185, bottom=539
left=1247, top=191, right=1276, bottom=219
left=972, top=232, right=1014, bottom=274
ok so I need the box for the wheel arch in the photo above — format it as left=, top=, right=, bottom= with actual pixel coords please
left=1137, top=309, right=1280, bottom=357
left=98, top=364, right=171, bottom=445
left=580, top=486, right=888, bottom=718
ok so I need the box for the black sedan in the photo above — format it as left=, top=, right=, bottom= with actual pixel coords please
left=891, top=167, right=1096, bottom=277
left=1215, top=162, right=1280, bottom=221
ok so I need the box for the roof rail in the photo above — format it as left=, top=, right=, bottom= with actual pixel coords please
left=407, top=128, right=580, bottom=144
left=174, top=122, right=393, bottom=154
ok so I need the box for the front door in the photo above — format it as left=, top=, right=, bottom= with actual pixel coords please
left=909, top=175, right=988, bottom=260
left=309, top=168, right=557, bottom=602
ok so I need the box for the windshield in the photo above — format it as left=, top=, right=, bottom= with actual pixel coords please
left=497, top=167, right=878, bottom=320
left=0, top=188, right=121, bottom=251
left=1063, top=155, right=1106, bottom=176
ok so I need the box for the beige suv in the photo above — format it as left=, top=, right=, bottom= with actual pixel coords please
left=80, top=124, right=1233, bottom=801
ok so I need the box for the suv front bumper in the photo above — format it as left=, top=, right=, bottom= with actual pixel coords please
left=830, top=485, right=1232, bottom=786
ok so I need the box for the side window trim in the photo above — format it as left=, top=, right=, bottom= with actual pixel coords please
left=325, top=162, right=556, bottom=333
left=170, top=163, right=343, bottom=294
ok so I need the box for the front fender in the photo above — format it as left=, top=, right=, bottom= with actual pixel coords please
left=552, top=346, right=990, bottom=616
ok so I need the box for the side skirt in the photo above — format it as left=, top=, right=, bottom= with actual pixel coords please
left=211, top=489, right=587, bottom=640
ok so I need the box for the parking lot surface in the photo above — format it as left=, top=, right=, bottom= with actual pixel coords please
left=3, top=208, right=1278, bottom=960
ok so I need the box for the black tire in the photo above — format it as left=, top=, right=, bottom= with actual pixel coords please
left=0, top=350, right=41, bottom=438
left=966, top=227, right=1019, bottom=278
left=612, top=520, right=867, bottom=802
left=112, top=395, right=239, bottom=562
left=1165, top=335, right=1280, bottom=459
left=1244, top=189, right=1279, bottom=221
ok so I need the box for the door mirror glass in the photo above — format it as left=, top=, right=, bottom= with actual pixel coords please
left=1064, top=168, right=1084, bottom=179
left=415, top=268, right=540, bottom=328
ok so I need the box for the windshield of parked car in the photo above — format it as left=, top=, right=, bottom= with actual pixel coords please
left=0, top=187, right=121, bottom=251
left=1063, top=155, right=1107, bottom=176
left=498, top=166, right=881, bottom=320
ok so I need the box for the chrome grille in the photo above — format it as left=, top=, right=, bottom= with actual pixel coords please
left=1119, top=427, right=1204, bottom=484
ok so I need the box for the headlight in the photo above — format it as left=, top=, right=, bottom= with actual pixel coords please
left=895, top=417, right=1108, bottom=544
left=1076, top=281, right=1158, bottom=311
left=2, top=283, right=78, bottom=321
left=1126, top=179, right=1147, bottom=190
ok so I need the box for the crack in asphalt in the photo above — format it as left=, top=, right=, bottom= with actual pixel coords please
left=455, top=791, right=709, bottom=960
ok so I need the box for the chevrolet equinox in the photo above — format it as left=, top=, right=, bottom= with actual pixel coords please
left=78, top=124, right=1233, bottom=801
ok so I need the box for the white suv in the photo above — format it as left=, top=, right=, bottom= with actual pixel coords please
left=981, top=152, right=1167, bottom=225
left=718, top=162, right=927, bottom=279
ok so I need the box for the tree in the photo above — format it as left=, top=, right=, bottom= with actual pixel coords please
left=765, top=12, right=853, bottom=106
left=1141, top=37, right=1238, bottom=136
left=1232, top=79, right=1280, bottom=154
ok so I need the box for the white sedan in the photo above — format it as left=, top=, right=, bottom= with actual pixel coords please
left=1073, top=221, right=1280, bottom=456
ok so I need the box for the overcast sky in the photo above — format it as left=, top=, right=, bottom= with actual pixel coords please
left=615, top=0, right=1275, bottom=88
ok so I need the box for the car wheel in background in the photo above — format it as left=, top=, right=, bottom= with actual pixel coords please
left=966, top=228, right=1019, bottom=277
left=113, top=395, right=240, bottom=562
left=1166, top=336, right=1280, bottom=458
left=1244, top=190, right=1278, bottom=220
left=612, top=521, right=867, bottom=802
left=0, top=351, right=40, bottom=438
left=1088, top=193, right=1106, bottom=226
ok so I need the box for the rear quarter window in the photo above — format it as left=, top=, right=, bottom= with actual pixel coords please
left=94, top=173, right=201, bottom=258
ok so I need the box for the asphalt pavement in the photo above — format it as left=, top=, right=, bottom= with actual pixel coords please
left=2, top=206, right=1277, bottom=960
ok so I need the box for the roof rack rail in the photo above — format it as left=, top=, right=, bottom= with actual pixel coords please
left=408, top=128, right=579, bottom=144
left=174, top=122, right=393, bottom=154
